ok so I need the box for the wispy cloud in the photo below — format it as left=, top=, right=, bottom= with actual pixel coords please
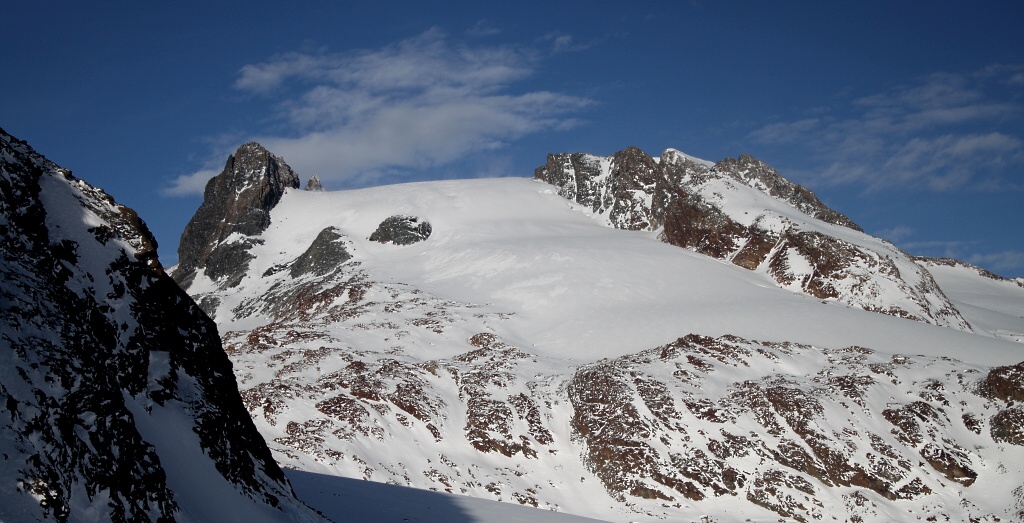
left=467, top=20, right=501, bottom=38
left=900, top=238, right=1024, bottom=276
left=968, top=251, right=1024, bottom=274
left=166, top=29, right=592, bottom=195
left=538, top=31, right=598, bottom=53
left=873, top=224, right=915, bottom=243
left=164, top=168, right=219, bottom=196
left=749, top=66, right=1024, bottom=193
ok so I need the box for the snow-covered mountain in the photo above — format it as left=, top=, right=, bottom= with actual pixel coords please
left=535, top=147, right=970, bottom=331
left=0, top=129, right=325, bottom=522
left=174, top=143, right=1024, bottom=522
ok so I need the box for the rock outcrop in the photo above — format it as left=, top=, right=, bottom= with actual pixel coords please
left=0, top=129, right=323, bottom=522
left=368, top=215, right=432, bottom=245
left=289, top=226, right=352, bottom=278
left=173, top=142, right=299, bottom=290
left=537, top=147, right=971, bottom=331
left=566, top=334, right=1014, bottom=520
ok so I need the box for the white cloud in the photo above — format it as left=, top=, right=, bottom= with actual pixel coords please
left=749, top=66, right=1024, bottom=193
left=902, top=239, right=974, bottom=259
left=163, top=168, right=219, bottom=197
left=873, top=225, right=915, bottom=243
left=538, top=31, right=596, bottom=53
left=168, top=29, right=591, bottom=195
left=873, top=132, right=1022, bottom=191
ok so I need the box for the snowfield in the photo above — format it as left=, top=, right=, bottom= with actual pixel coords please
left=919, top=258, right=1024, bottom=344
left=201, top=177, right=1023, bottom=366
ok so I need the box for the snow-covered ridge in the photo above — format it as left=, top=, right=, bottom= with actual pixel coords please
left=536, top=146, right=972, bottom=332
left=661, top=147, right=716, bottom=169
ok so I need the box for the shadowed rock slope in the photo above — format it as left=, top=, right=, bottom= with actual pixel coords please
left=0, top=129, right=324, bottom=522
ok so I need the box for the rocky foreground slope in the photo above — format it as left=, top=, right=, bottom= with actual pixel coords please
left=174, top=143, right=1024, bottom=522
left=0, top=129, right=325, bottom=522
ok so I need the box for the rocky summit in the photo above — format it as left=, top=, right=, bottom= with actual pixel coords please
left=173, top=142, right=300, bottom=290
left=0, top=129, right=324, bottom=522
left=173, top=142, right=1024, bottom=523
left=536, top=147, right=970, bottom=331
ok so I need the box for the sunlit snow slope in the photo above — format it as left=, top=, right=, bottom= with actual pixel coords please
left=198, top=178, right=1019, bottom=366
left=917, top=257, right=1024, bottom=343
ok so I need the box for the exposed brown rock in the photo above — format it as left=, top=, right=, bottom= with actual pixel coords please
left=980, top=361, right=1024, bottom=403
left=990, top=407, right=1024, bottom=445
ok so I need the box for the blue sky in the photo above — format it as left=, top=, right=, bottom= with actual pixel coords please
left=3, top=1, right=1023, bottom=276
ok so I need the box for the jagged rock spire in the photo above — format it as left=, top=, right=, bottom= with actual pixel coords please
left=173, top=142, right=300, bottom=289
left=304, top=174, right=324, bottom=191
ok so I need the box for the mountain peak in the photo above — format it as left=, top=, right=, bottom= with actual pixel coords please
left=536, top=146, right=970, bottom=330
left=169, top=174, right=1023, bottom=523
left=173, top=142, right=300, bottom=289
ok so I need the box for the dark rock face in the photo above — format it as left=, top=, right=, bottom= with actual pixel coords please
left=173, top=142, right=299, bottom=289
left=602, top=146, right=663, bottom=230
left=290, top=226, right=352, bottom=278
left=0, top=129, right=319, bottom=522
left=660, top=189, right=750, bottom=259
left=205, top=237, right=261, bottom=288
left=536, top=146, right=972, bottom=331
left=535, top=146, right=664, bottom=230
left=369, top=215, right=432, bottom=245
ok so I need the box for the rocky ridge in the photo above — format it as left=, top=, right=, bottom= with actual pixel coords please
left=536, top=147, right=971, bottom=331
left=915, top=256, right=1024, bottom=288
left=914, top=256, right=1024, bottom=344
left=0, top=129, right=323, bottom=522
